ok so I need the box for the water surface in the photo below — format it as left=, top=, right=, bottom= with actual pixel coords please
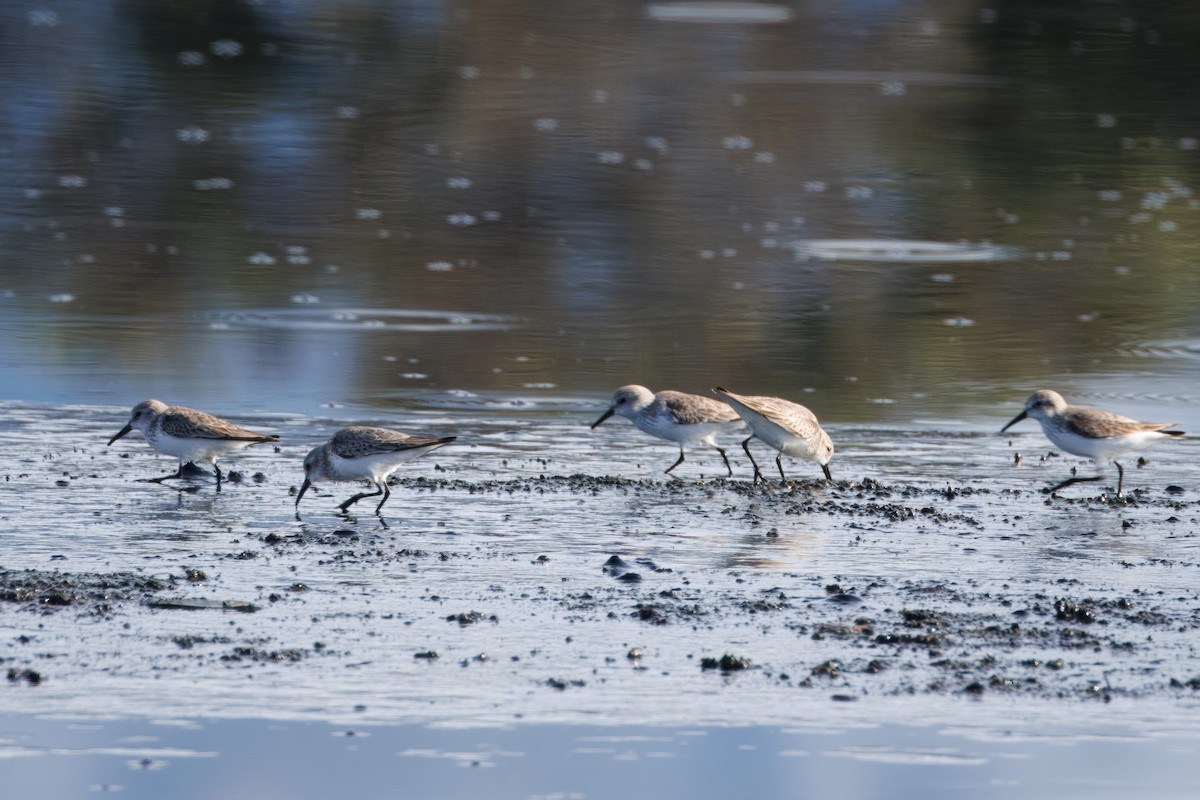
left=3, top=2, right=1200, bottom=796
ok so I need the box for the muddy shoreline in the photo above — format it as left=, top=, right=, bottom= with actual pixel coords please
left=2, top=403, right=1199, bottom=731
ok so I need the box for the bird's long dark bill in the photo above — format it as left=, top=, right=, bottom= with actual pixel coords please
left=590, top=408, right=615, bottom=429
left=295, top=478, right=311, bottom=507
left=1000, top=410, right=1028, bottom=433
left=107, top=423, right=133, bottom=446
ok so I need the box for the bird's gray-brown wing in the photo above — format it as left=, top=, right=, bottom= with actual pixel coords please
left=740, top=395, right=822, bottom=437
left=161, top=407, right=279, bottom=441
left=330, top=426, right=453, bottom=458
left=1063, top=408, right=1180, bottom=439
left=658, top=391, right=740, bottom=424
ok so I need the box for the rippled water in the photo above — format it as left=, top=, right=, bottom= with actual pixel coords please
left=3, top=1, right=1200, bottom=795
left=2, top=0, right=1200, bottom=423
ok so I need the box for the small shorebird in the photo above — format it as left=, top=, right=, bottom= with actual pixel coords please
left=108, top=399, right=278, bottom=485
left=296, top=426, right=456, bottom=515
left=1001, top=389, right=1184, bottom=497
left=591, top=385, right=744, bottom=476
left=713, top=387, right=833, bottom=484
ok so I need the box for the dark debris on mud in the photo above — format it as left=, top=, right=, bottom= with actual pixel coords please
left=5, top=462, right=1200, bottom=718
left=0, top=567, right=169, bottom=614
left=387, top=475, right=995, bottom=526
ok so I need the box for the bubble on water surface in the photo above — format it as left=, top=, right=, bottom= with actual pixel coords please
left=644, top=137, right=669, bottom=154
left=791, top=240, right=1019, bottom=263
left=207, top=308, right=517, bottom=333
left=646, top=2, right=792, bottom=23
left=195, top=177, right=234, bottom=190
left=28, top=8, right=60, bottom=26
left=177, top=126, right=210, bottom=144
left=210, top=40, right=243, bottom=58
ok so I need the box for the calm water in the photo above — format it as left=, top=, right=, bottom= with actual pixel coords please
left=3, top=716, right=1199, bottom=800
left=4, top=2, right=1200, bottom=796
left=2, top=0, right=1200, bottom=424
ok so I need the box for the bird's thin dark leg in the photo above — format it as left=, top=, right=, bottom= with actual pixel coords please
left=741, top=437, right=764, bottom=483
left=339, top=486, right=384, bottom=512
left=373, top=482, right=391, bottom=515
left=1114, top=461, right=1125, bottom=498
left=775, top=454, right=791, bottom=487
left=665, top=450, right=686, bottom=475
left=213, top=464, right=223, bottom=486
left=717, top=446, right=732, bottom=478
left=147, top=464, right=186, bottom=484
left=821, top=463, right=832, bottom=482
left=1048, top=474, right=1102, bottom=494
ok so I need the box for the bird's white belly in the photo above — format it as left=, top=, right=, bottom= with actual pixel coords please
left=1043, top=425, right=1163, bottom=462
left=637, top=414, right=736, bottom=446
left=149, top=432, right=249, bottom=462
left=329, top=451, right=405, bottom=483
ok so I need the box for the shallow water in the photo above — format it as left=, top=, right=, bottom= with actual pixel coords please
left=3, top=716, right=1200, bottom=800
left=2, top=1, right=1200, bottom=420
left=3, top=1, right=1200, bottom=795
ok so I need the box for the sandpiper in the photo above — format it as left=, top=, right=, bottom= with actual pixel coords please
left=296, top=426, right=456, bottom=515
left=591, top=385, right=744, bottom=476
left=1001, top=389, right=1184, bottom=497
left=108, top=399, right=279, bottom=485
left=713, top=387, right=833, bottom=484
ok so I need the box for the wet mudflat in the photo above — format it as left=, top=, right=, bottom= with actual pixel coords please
left=2, top=400, right=1199, bottom=739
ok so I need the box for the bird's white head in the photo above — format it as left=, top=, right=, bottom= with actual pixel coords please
left=108, top=398, right=168, bottom=445
left=592, top=385, right=655, bottom=428
left=295, top=445, right=327, bottom=508
left=1001, top=389, right=1068, bottom=433
left=1023, top=389, right=1068, bottom=421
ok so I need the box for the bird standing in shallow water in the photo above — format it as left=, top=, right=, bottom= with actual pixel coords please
left=296, top=426, right=456, bottom=515
left=108, top=399, right=278, bottom=486
left=591, top=385, right=744, bottom=477
left=712, top=387, right=833, bottom=485
left=1001, top=389, right=1184, bottom=498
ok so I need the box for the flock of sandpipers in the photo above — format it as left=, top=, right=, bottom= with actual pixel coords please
left=106, top=387, right=1185, bottom=515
